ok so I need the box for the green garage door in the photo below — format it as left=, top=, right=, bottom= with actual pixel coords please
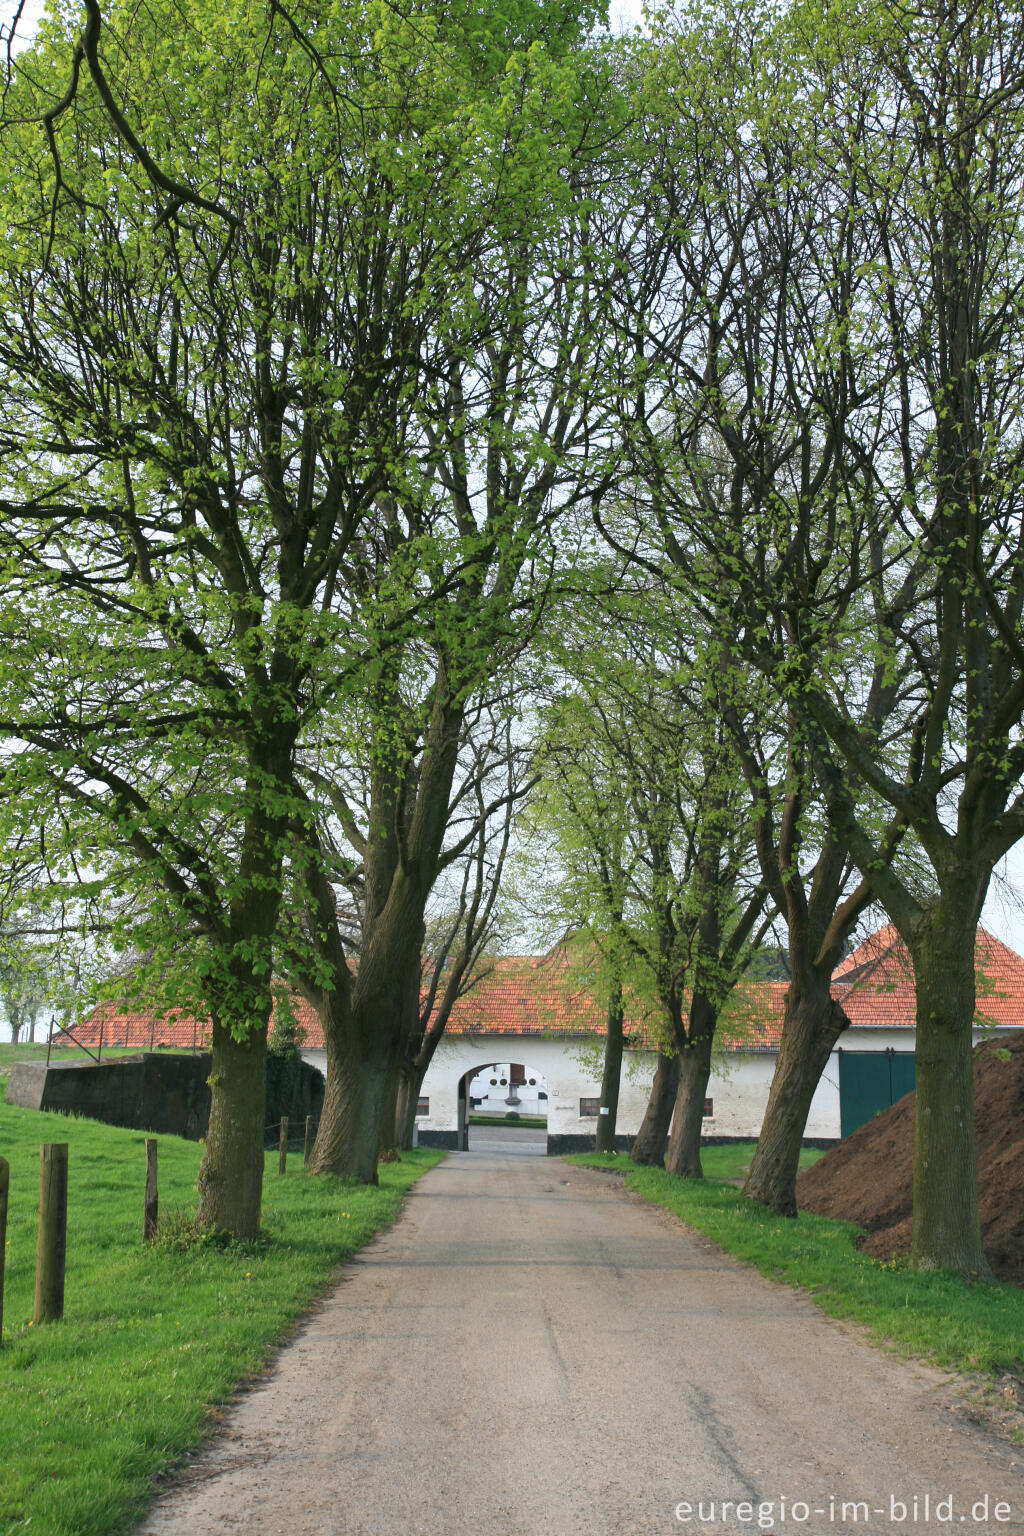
left=839, top=1050, right=916, bottom=1138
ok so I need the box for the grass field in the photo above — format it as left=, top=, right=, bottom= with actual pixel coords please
left=0, top=1042, right=165, bottom=1069
left=0, top=1041, right=52, bottom=1066
left=0, top=1080, right=443, bottom=1535
left=569, top=1149, right=1024, bottom=1377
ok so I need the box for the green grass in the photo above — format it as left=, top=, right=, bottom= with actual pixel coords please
left=568, top=1149, right=1024, bottom=1377
left=0, top=1082, right=443, bottom=1536
left=0, top=1043, right=164, bottom=1070
left=685, top=1140, right=825, bottom=1181
left=0, top=1042, right=52, bottom=1067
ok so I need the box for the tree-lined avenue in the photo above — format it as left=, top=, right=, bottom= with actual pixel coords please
left=134, top=1156, right=1024, bottom=1536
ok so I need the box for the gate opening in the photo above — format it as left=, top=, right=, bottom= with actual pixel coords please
left=457, top=1061, right=548, bottom=1154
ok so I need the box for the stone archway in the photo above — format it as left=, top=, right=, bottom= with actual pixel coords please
left=457, top=1060, right=549, bottom=1153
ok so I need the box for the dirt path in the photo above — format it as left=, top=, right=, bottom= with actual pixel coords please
left=135, top=1153, right=1024, bottom=1536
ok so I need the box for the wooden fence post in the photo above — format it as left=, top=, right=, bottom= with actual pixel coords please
left=144, top=1139, right=158, bottom=1242
left=35, top=1143, right=68, bottom=1325
left=303, top=1115, right=314, bottom=1167
left=278, top=1117, right=288, bottom=1175
left=0, top=1156, right=8, bottom=1345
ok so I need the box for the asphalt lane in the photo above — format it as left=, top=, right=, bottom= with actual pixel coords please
left=134, top=1152, right=1024, bottom=1536
left=465, top=1122, right=547, bottom=1154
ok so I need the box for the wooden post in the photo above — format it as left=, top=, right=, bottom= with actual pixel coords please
left=35, top=1144, right=68, bottom=1325
left=144, top=1139, right=158, bottom=1242
left=303, top=1115, right=314, bottom=1167
left=0, top=1156, right=9, bottom=1346
left=278, top=1117, right=288, bottom=1175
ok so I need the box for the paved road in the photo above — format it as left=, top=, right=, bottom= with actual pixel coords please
left=465, top=1122, right=547, bottom=1155
left=136, top=1153, right=1024, bottom=1536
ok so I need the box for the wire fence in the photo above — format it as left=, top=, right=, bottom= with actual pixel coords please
left=263, top=1117, right=318, bottom=1155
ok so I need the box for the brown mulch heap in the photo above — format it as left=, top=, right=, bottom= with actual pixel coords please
left=796, top=1032, right=1024, bottom=1283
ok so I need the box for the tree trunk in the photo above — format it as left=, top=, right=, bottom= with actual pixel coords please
left=196, top=1020, right=268, bottom=1239
left=595, top=980, right=624, bottom=1153
left=396, top=1068, right=422, bottom=1151
left=377, top=1055, right=405, bottom=1157
left=743, top=973, right=849, bottom=1216
left=906, top=904, right=990, bottom=1278
left=665, top=1025, right=714, bottom=1178
left=631, top=1051, right=679, bottom=1166
left=378, top=979, right=424, bottom=1154
left=309, top=1013, right=396, bottom=1184
left=307, top=891, right=427, bottom=1180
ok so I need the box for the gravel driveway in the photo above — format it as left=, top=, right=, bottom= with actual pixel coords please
left=134, top=1151, right=1024, bottom=1536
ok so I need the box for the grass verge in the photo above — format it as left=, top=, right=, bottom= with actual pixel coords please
left=568, top=1150, right=1024, bottom=1376
left=0, top=1082, right=443, bottom=1535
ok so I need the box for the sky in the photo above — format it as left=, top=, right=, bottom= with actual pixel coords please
left=0, top=0, right=1022, bottom=1040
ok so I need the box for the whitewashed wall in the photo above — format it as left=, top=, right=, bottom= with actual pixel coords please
left=300, top=1036, right=791, bottom=1140
left=300, top=1024, right=1021, bottom=1148
left=421, top=1035, right=613, bottom=1141
left=398, top=1036, right=828, bottom=1141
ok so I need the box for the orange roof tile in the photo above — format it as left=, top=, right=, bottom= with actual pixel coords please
left=833, top=924, right=1024, bottom=1032
left=63, top=927, right=1024, bottom=1056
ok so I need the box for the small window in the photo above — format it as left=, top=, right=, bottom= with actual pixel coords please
left=416, top=1096, right=429, bottom=1116
left=579, top=1097, right=600, bottom=1117
left=703, top=1098, right=714, bottom=1118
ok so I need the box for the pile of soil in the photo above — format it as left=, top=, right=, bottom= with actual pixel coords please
left=796, top=1032, right=1024, bottom=1282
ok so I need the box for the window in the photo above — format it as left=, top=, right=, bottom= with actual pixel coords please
left=416, top=1096, right=429, bottom=1117
left=579, top=1097, right=600, bottom=1117
left=703, top=1098, right=714, bottom=1118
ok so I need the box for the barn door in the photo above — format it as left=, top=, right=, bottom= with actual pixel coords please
left=839, top=1050, right=917, bottom=1137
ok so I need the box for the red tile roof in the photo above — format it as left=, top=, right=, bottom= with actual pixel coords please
left=833, top=924, right=1024, bottom=1032
left=63, top=927, right=1024, bottom=1055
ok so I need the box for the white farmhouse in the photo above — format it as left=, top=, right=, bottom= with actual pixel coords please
left=72, top=926, right=1024, bottom=1155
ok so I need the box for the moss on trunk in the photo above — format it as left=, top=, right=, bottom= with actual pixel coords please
left=196, top=1021, right=268, bottom=1239
left=908, top=909, right=990, bottom=1278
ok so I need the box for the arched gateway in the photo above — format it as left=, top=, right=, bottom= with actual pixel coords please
left=452, top=1060, right=549, bottom=1153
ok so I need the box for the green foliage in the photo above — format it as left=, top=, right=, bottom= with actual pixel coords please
left=0, top=0, right=619, bottom=1046
left=520, top=555, right=772, bottom=1057
left=0, top=1083, right=442, bottom=1535
left=267, top=987, right=303, bottom=1062
left=743, top=947, right=791, bottom=982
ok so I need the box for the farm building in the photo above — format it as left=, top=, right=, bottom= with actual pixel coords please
left=67, top=926, right=1024, bottom=1152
